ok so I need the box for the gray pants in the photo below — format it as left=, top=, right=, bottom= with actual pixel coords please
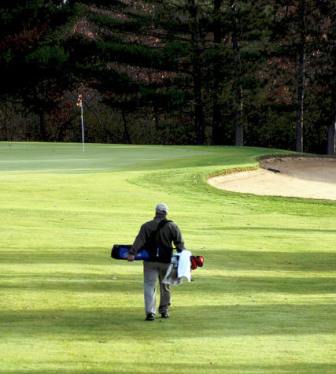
left=143, top=261, right=171, bottom=315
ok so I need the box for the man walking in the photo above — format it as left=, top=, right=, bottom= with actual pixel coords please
left=128, top=203, right=185, bottom=321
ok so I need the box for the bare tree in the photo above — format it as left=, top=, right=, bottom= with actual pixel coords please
left=295, top=0, right=306, bottom=152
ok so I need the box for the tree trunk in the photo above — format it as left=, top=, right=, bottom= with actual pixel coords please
left=212, top=0, right=223, bottom=145
left=235, top=102, right=244, bottom=146
left=1, top=105, right=9, bottom=141
left=187, top=0, right=205, bottom=145
left=296, top=0, right=306, bottom=152
left=154, top=104, right=160, bottom=131
left=231, top=1, right=244, bottom=146
left=121, top=109, right=131, bottom=144
left=327, top=114, right=336, bottom=155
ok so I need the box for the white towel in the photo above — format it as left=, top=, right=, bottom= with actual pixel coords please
left=177, top=250, right=192, bottom=283
left=162, top=251, right=192, bottom=285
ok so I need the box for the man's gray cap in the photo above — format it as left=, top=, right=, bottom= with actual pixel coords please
left=155, top=203, right=169, bottom=214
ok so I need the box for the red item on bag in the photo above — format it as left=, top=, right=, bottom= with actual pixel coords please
left=190, top=255, right=204, bottom=270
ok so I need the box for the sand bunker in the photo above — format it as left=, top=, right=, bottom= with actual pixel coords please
left=208, top=157, right=336, bottom=200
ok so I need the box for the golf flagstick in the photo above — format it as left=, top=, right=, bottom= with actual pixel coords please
left=77, top=94, right=85, bottom=152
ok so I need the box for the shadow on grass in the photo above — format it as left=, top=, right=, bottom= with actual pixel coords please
left=1, top=272, right=335, bottom=295
left=0, top=249, right=112, bottom=265
left=202, top=225, right=336, bottom=234
left=1, top=304, right=335, bottom=339
left=204, top=249, right=336, bottom=272
left=2, top=249, right=336, bottom=273
left=0, top=273, right=141, bottom=293
left=1, top=363, right=336, bottom=374
left=186, top=274, right=336, bottom=294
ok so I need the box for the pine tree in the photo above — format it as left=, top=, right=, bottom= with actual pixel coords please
left=208, top=0, right=272, bottom=146
left=73, top=0, right=190, bottom=144
left=0, top=0, right=77, bottom=140
left=310, top=0, right=336, bottom=154
left=269, top=0, right=333, bottom=153
left=211, top=0, right=224, bottom=145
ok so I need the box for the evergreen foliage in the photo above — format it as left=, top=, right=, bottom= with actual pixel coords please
left=0, top=0, right=78, bottom=140
left=0, top=0, right=335, bottom=153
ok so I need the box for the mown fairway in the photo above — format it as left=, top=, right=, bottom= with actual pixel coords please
left=0, top=142, right=335, bottom=374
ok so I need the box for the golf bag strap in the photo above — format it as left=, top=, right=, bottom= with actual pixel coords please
left=144, top=219, right=172, bottom=249
left=150, top=219, right=172, bottom=241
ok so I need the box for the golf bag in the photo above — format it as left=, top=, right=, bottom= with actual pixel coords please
left=111, top=244, right=150, bottom=261
left=111, top=244, right=204, bottom=270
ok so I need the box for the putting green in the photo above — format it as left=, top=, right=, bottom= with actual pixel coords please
left=0, top=142, right=335, bottom=374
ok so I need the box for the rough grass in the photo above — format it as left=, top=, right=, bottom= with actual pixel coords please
left=0, top=142, right=335, bottom=374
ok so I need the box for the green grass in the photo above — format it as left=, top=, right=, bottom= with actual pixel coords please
left=0, top=142, right=335, bottom=374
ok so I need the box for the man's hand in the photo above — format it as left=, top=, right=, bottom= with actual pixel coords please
left=127, top=254, right=135, bottom=262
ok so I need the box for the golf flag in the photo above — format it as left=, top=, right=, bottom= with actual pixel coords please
left=77, top=94, right=83, bottom=108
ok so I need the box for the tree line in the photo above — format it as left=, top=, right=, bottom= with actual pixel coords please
left=0, top=0, right=335, bottom=154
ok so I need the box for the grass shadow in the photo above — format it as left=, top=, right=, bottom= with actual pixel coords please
left=204, top=249, right=336, bottom=272
left=1, top=304, right=335, bottom=339
left=1, top=362, right=336, bottom=374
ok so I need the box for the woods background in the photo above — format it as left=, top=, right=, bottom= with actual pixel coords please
left=0, top=0, right=335, bottom=154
